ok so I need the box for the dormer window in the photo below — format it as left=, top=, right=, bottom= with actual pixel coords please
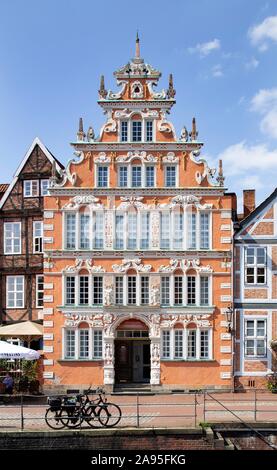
left=132, top=121, right=142, bottom=142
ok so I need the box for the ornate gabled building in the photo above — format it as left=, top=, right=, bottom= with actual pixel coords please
left=43, top=37, right=236, bottom=391
left=0, top=138, right=63, bottom=332
left=234, top=188, right=277, bottom=388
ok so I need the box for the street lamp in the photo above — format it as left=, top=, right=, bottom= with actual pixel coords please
left=225, top=306, right=233, bottom=333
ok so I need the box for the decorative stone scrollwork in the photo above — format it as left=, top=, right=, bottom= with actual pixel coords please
left=106, top=80, right=128, bottom=100
left=158, top=111, right=173, bottom=133
left=94, top=152, right=111, bottom=164
left=162, top=152, right=179, bottom=164
left=50, top=151, right=85, bottom=188
left=180, top=126, right=189, bottom=142
left=116, top=151, right=158, bottom=164
left=131, top=81, right=144, bottom=99
left=62, top=195, right=102, bottom=210
left=147, top=81, right=167, bottom=100
left=62, top=258, right=105, bottom=274
left=150, top=286, right=160, bottom=307
left=157, top=195, right=213, bottom=210
left=117, top=196, right=145, bottom=210
left=103, top=285, right=114, bottom=307
left=112, top=258, right=152, bottom=273
left=190, top=150, right=218, bottom=187
left=158, top=258, right=213, bottom=273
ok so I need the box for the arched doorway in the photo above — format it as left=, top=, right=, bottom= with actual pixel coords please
left=114, top=319, right=150, bottom=384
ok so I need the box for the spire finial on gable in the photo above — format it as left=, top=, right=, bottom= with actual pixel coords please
left=77, top=117, right=85, bottom=142
left=135, top=31, right=140, bottom=58
left=98, top=75, right=107, bottom=99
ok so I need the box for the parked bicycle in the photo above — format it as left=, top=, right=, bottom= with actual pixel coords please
left=45, top=387, right=122, bottom=430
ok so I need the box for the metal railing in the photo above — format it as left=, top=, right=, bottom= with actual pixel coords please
left=0, top=389, right=277, bottom=431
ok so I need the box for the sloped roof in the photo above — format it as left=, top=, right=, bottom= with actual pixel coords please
left=0, top=137, right=64, bottom=209
left=235, top=187, right=277, bottom=236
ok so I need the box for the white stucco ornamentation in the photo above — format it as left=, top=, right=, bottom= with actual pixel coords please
left=131, top=81, right=144, bottom=99
left=103, top=285, right=114, bottom=306
left=117, top=196, right=145, bottom=210
left=94, top=152, right=111, bottom=164
left=104, top=211, right=114, bottom=249
left=158, top=111, right=176, bottom=136
left=112, top=258, right=152, bottom=273
left=190, top=150, right=218, bottom=186
left=116, top=151, right=158, bottom=164
left=157, top=195, right=213, bottom=210
left=62, top=195, right=103, bottom=210
left=158, top=258, right=213, bottom=273
left=162, top=152, right=179, bottom=164
left=106, top=80, right=128, bottom=100
left=62, top=259, right=105, bottom=274
left=50, top=151, right=85, bottom=188
left=147, top=81, right=167, bottom=100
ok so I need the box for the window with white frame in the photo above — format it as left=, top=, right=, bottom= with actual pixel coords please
left=79, top=276, right=89, bottom=305
left=245, top=247, right=267, bottom=285
left=79, top=329, right=89, bottom=358
left=132, top=121, right=142, bottom=142
left=131, top=166, right=142, bottom=187
left=65, top=330, right=75, bottom=359
left=165, top=165, right=176, bottom=187
left=40, top=179, right=49, bottom=196
left=145, top=166, right=155, bottom=187
left=65, top=213, right=76, bottom=249
left=80, top=214, right=90, bottom=249
left=93, top=330, right=103, bottom=358
left=200, top=276, right=209, bottom=306
left=93, top=277, right=103, bottom=305
left=118, top=166, right=128, bottom=187
left=121, top=121, right=128, bottom=142
left=161, top=328, right=211, bottom=360
left=173, top=212, right=183, bottom=249
left=64, top=329, right=103, bottom=360
left=200, top=213, right=210, bottom=249
left=115, top=276, right=124, bottom=305
left=24, top=180, right=39, bottom=197
left=187, top=213, right=196, bottom=249
left=115, top=214, right=124, bottom=249
left=65, top=276, right=75, bottom=305
left=161, top=276, right=170, bottom=306
left=127, top=276, right=137, bottom=305
left=160, top=212, right=170, bottom=249
left=245, top=319, right=267, bottom=357
left=97, top=166, right=108, bottom=187
left=141, top=276, right=149, bottom=305
left=6, top=276, right=24, bottom=308
left=94, top=212, right=104, bottom=249
left=174, top=276, right=183, bottom=305
left=33, top=221, right=43, bottom=253
left=65, top=275, right=103, bottom=306
left=36, top=275, right=44, bottom=308
left=146, top=121, right=153, bottom=142
left=4, top=222, right=21, bottom=254
left=187, top=276, right=196, bottom=305
left=127, top=213, right=137, bottom=249
left=140, top=212, right=150, bottom=249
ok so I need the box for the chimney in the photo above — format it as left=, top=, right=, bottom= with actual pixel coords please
left=243, top=189, right=256, bottom=218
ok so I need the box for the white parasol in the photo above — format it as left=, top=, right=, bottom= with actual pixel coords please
left=0, top=340, right=40, bottom=360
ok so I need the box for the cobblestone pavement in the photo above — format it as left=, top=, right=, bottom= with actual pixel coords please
left=0, top=391, right=276, bottom=431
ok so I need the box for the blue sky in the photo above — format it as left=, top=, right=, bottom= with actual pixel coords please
left=1, top=0, right=277, bottom=210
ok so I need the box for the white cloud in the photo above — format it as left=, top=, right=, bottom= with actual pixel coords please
left=238, top=174, right=263, bottom=190
left=188, top=39, right=220, bottom=57
left=245, top=57, right=259, bottom=69
left=251, top=88, right=277, bottom=139
left=248, top=15, right=277, bottom=50
left=211, top=64, right=223, bottom=77
left=218, top=141, right=277, bottom=176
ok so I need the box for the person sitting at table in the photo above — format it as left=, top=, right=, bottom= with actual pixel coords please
left=2, top=372, right=14, bottom=394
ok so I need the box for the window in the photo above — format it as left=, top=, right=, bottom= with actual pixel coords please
left=24, top=180, right=39, bottom=197
left=97, top=166, right=108, bottom=187
left=128, top=276, right=137, bottom=305
left=174, top=330, right=183, bottom=358
left=36, top=275, right=44, bottom=308
left=132, top=121, right=142, bottom=142
left=79, top=276, right=89, bottom=305
left=79, top=330, right=89, bottom=359
left=115, top=277, right=124, bottom=305
left=187, top=213, right=196, bottom=249
left=165, top=166, right=176, bottom=187
left=200, top=213, right=210, bottom=249
left=161, top=277, right=170, bottom=306
left=115, top=214, right=124, bottom=249
left=187, top=330, right=196, bottom=359
left=146, top=166, right=155, bottom=187
left=65, top=213, right=76, bottom=249
left=245, top=247, right=267, bottom=285
left=121, top=121, right=128, bottom=142
left=41, top=180, right=49, bottom=196
left=127, top=213, right=137, bottom=249
left=93, top=330, right=103, bottom=358
left=187, top=276, right=196, bottom=305
left=93, top=277, right=103, bottom=305
left=160, top=212, right=170, bottom=249
left=173, top=213, right=183, bottom=249
left=141, top=276, right=149, bottom=305
left=80, top=214, right=90, bottom=249
left=146, top=121, right=153, bottom=142
left=200, top=277, right=209, bottom=306
left=65, top=277, right=75, bottom=305
left=132, top=166, right=142, bottom=187
left=4, top=222, right=21, bottom=254
left=200, top=330, right=209, bottom=358
left=65, top=330, right=75, bottom=359
left=162, top=330, right=171, bottom=358
left=174, top=276, right=183, bottom=305
left=118, top=166, right=128, bottom=187
left=140, top=213, right=150, bottom=249
left=33, top=221, right=43, bottom=253
left=245, top=319, right=267, bottom=357
left=6, top=276, right=24, bottom=308
left=94, top=212, right=104, bottom=249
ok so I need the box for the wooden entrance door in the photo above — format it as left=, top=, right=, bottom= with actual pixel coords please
left=115, top=341, right=132, bottom=383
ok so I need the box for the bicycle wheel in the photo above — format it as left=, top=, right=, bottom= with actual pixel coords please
left=45, top=408, right=67, bottom=430
left=101, top=403, right=122, bottom=427
left=85, top=405, right=104, bottom=428
left=61, top=407, right=82, bottom=429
